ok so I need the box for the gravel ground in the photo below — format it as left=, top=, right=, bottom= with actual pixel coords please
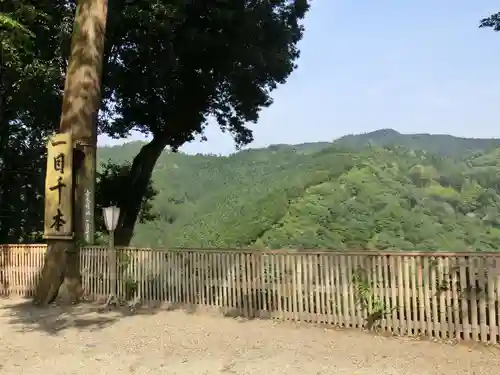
left=0, top=299, right=498, bottom=375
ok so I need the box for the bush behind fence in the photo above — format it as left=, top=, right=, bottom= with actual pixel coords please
left=1, top=244, right=500, bottom=345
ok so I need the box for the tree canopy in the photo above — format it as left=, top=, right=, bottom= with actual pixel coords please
left=0, top=1, right=65, bottom=242
left=99, top=0, right=309, bottom=245
left=0, top=0, right=310, bottom=245
left=479, top=12, right=500, bottom=31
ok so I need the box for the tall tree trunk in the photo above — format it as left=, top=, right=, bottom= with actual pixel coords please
left=33, top=0, right=108, bottom=306
left=114, top=137, right=168, bottom=246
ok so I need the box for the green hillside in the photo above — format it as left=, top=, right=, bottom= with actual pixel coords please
left=335, top=129, right=500, bottom=157
left=97, top=130, right=500, bottom=251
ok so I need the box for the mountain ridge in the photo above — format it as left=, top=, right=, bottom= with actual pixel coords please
left=99, top=129, right=500, bottom=160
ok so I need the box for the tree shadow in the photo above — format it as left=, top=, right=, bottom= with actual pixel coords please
left=0, top=298, right=159, bottom=335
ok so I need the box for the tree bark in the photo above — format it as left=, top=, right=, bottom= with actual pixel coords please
left=114, top=137, right=168, bottom=246
left=32, top=241, right=83, bottom=305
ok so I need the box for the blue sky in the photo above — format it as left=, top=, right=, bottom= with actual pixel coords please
left=100, top=0, right=500, bottom=155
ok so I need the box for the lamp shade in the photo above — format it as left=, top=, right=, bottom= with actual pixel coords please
left=103, top=206, right=120, bottom=231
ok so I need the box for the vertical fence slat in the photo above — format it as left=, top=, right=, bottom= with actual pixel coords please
left=389, top=256, right=398, bottom=334
left=244, top=252, right=250, bottom=316
left=308, top=254, right=315, bottom=322
left=256, top=253, right=263, bottom=316
left=89, top=247, right=95, bottom=298
left=396, top=256, right=405, bottom=335
left=267, top=255, right=274, bottom=317
left=403, top=256, right=411, bottom=336
left=189, top=251, right=195, bottom=307
left=451, top=257, right=461, bottom=341
left=275, top=254, right=283, bottom=320
left=350, top=256, right=358, bottom=327
left=364, top=255, right=372, bottom=328
left=478, top=256, right=488, bottom=343
left=444, top=257, right=453, bottom=340
left=202, top=252, right=208, bottom=307
left=490, top=257, right=499, bottom=345
left=177, top=251, right=183, bottom=304
left=370, top=255, right=380, bottom=330
left=341, top=256, right=349, bottom=328
left=300, top=255, right=308, bottom=321
left=459, top=258, right=470, bottom=341
left=169, top=251, right=175, bottom=304
left=281, top=254, right=288, bottom=320
left=291, top=255, right=298, bottom=321
left=333, top=255, right=343, bottom=326
left=375, top=255, right=384, bottom=332
left=97, top=246, right=103, bottom=298
left=437, top=257, right=447, bottom=339
left=231, top=252, right=237, bottom=313
left=159, top=250, right=166, bottom=303
left=259, top=253, right=265, bottom=316
left=348, top=255, right=356, bottom=327
left=223, top=252, right=229, bottom=312
left=263, top=254, right=269, bottom=316
left=283, top=254, right=291, bottom=320
left=353, top=256, right=363, bottom=328
left=274, top=254, right=280, bottom=319
left=382, top=255, right=391, bottom=332
left=244, top=253, right=251, bottom=317
left=234, top=252, right=241, bottom=314
left=324, top=255, right=333, bottom=325
left=314, top=255, right=321, bottom=323
left=250, top=253, right=257, bottom=316
left=199, top=251, right=204, bottom=307
left=415, top=257, right=424, bottom=335
left=495, top=257, right=500, bottom=345
left=469, top=257, right=479, bottom=342
left=423, top=257, right=433, bottom=338
left=261, top=254, right=267, bottom=315
left=250, top=253, right=256, bottom=317
left=430, top=257, right=439, bottom=338
left=165, top=251, right=171, bottom=304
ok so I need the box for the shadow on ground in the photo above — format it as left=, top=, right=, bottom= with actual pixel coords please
left=0, top=298, right=160, bottom=335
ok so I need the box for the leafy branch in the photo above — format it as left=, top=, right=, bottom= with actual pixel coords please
left=352, top=265, right=396, bottom=331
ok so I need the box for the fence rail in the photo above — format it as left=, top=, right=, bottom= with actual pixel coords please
left=1, top=244, right=500, bottom=345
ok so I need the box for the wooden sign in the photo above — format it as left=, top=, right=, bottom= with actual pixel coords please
left=43, top=133, right=73, bottom=240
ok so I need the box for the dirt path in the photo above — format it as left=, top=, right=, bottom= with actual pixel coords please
left=0, top=299, right=498, bottom=375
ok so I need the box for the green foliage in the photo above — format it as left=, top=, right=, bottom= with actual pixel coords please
left=98, top=135, right=500, bottom=252
left=0, top=0, right=310, bottom=245
left=0, top=12, right=34, bottom=37
left=352, top=266, right=390, bottom=329
left=0, top=1, right=69, bottom=243
left=479, top=12, right=500, bottom=31
left=95, top=0, right=311, bottom=244
left=103, top=0, right=310, bottom=149
left=335, top=129, right=500, bottom=158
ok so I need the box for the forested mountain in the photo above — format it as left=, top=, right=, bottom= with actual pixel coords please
left=335, top=129, right=500, bottom=157
left=98, top=130, right=500, bottom=251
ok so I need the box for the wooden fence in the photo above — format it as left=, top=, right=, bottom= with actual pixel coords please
left=0, top=244, right=46, bottom=297
left=2, top=244, right=500, bottom=345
